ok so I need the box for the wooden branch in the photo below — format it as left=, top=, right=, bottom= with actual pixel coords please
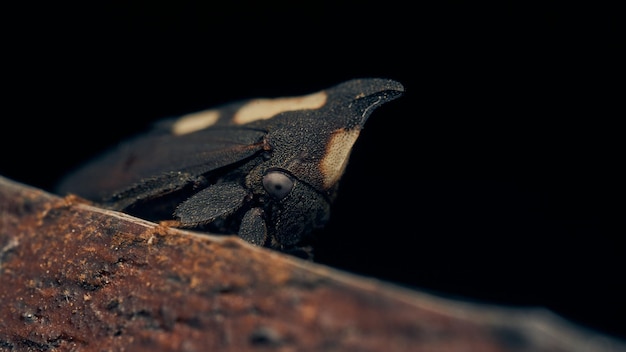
left=1, top=175, right=624, bottom=351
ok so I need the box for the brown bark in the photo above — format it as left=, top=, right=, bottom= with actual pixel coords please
left=1, top=175, right=623, bottom=352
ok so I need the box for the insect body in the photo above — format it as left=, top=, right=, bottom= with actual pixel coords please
left=56, top=78, right=405, bottom=256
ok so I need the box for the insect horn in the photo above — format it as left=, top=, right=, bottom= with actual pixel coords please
left=293, top=78, right=404, bottom=193
left=327, top=78, right=405, bottom=129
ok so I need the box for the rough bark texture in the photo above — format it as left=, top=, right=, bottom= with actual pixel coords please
left=1, top=175, right=624, bottom=352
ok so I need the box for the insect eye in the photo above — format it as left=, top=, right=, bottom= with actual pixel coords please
left=262, top=170, right=294, bottom=200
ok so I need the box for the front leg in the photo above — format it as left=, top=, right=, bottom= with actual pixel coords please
left=238, top=208, right=268, bottom=246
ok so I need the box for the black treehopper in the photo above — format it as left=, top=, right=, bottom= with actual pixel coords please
left=56, top=78, right=405, bottom=257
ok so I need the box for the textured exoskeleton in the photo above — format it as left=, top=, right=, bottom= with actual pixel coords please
left=56, top=78, right=405, bottom=256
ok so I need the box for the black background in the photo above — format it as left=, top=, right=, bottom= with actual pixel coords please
left=3, top=1, right=624, bottom=341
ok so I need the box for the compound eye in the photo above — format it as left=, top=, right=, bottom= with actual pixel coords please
left=262, top=170, right=294, bottom=200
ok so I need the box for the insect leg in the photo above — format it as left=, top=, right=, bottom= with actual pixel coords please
left=105, top=171, right=208, bottom=211
left=238, top=208, right=268, bottom=246
left=174, top=182, right=248, bottom=227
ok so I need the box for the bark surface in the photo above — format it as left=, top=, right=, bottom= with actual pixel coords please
left=1, top=176, right=623, bottom=352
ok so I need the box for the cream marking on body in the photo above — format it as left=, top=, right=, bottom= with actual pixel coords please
left=172, top=109, right=220, bottom=135
left=233, top=91, right=327, bottom=125
left=320, top=128, right=360, bottom=189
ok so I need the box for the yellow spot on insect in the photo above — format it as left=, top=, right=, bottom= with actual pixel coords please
left=234, top=91, right=327, bottom=125
left=320, top=128, right=360, bottom=189
left=171, top=109, right=220, bottom=135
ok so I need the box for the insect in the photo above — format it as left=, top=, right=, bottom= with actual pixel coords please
left=56, top=78, right=405, bottom=257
